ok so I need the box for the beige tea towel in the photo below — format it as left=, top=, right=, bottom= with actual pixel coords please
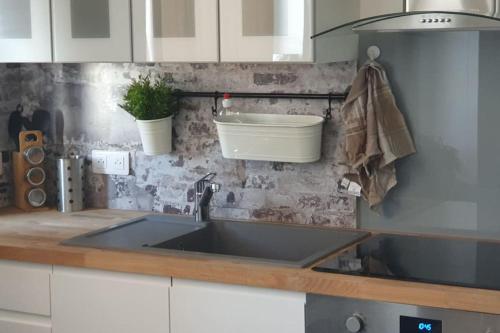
left=341, top=61, right=416, bottom=208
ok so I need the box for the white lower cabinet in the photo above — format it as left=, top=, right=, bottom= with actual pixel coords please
left=51, top=266, right=171, bottom=333
left=1, top=261, right=306, bottom=333
left=0, top=260, right=52, bottom=333
left=170, top=279, right=306, bottom=333
left=0, top=260, right=51, bottom=316
left=0, top=310, right=51, bottom=333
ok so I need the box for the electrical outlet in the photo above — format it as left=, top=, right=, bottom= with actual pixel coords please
left=93, top=153, right=107, bottom=171
left=92, top=150, right=130, bottom=176
left=110, top=154, right=126, bottom=171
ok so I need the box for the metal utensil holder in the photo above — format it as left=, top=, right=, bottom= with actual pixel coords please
left=57, top=156, right=85, bottom=213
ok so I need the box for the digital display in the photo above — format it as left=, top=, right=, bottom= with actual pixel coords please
left=400, top=316, right=442, bottom=333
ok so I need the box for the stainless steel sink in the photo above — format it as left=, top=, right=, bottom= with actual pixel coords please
left=63, top=215, right=369, bottom=267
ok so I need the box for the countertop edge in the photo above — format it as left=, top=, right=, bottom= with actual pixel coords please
left=0, top=208, right=499, bottom=315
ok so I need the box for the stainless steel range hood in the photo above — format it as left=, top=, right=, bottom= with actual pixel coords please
left=312, top=0, right=500, bottom=38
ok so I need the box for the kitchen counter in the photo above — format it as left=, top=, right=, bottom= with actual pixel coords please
left=0, top=208, right=499, bottom=315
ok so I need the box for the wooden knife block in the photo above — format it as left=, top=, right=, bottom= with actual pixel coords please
left=12, top=131, right=49, bottom=212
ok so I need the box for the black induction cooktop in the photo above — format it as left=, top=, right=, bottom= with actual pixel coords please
left=313, top=234, right=500, bottom=291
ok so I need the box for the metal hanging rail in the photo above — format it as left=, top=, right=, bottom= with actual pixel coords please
left=173, top=91, right=348, bottom=120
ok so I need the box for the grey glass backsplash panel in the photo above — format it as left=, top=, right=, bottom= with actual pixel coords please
left=358, top=31, right=500, bottom=240
left=153, top=0, right=195, bottom=38
left=70, top=0, right=110, bottom=39
left=242, top=0, right=288, bottom=36
left=0, top=0, right=32, bottom=39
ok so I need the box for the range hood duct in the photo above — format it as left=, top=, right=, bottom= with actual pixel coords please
left=312, top=0, right=500, bottom=38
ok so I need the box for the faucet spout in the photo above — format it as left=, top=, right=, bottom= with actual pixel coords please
left=193, top=173, right=221, bottom=223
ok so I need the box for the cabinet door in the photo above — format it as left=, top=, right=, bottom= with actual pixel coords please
left=171, top=279, right=306, bottom=333
left=51, top=0, right=132, bottom=62
left=0, top=260, right=51, bottom=316
left=52, top=266, right=170, bottom=333
left=132, top=0, right=218, bottom=62
left=0, top=0, right=51, bottom=62
left=0, top=310, right=51, bottom=333
left=220, top=0, right=314, bottom=62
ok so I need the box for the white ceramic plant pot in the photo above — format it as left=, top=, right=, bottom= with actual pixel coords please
left=136, top=116, right=173, bottom=155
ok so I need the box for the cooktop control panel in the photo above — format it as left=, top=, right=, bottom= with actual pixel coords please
left=306, top=295, right=499, bottom=333
left=419, top=17, right=452, bottom=24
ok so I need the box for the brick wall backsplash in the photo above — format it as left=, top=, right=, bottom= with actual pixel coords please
left=1, top=62, right=357, bottom=228
left=0, top=64, right=22, bottom=208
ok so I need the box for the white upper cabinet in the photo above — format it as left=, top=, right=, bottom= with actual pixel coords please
left=51, top=0, right=132, bottom=62
left=0, top=0, right=52, bottom=63
left=132, top=0, right=219, bottom=62
left=0, top=0, right=403, bottom=64
left=219, top=0, right=314, bottom=63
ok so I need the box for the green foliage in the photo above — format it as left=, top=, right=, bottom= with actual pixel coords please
left=119, top=74, right=179, bottom=121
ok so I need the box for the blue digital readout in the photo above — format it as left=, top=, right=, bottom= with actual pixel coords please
left=400, top=316, right=442, bottom=333
left=418, top=322, right=432, bottom=331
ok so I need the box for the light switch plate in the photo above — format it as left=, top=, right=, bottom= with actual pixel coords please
left=92, top=150, right=130, bottom=176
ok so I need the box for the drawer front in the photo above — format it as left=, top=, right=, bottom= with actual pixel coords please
left=0, top=260, right=51, bottom=316
left=52, top=266, right=170, bottom=333
left=0, top=310, right=51, bottom=333
left=171, top=279, right=306, bottom=333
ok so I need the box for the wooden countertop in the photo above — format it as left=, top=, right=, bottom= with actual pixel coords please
left=0, top=208, right=499, bottom=315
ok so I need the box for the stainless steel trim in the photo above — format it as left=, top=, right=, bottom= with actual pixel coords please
left=362, top=0, right=500, bottom=31
left=353, top=12, right=500, bottom=32
left=406, top=0, right=498, bottom=17
left=193, top=172, right=221, bottom=223
left=56, top=156, right=85, bottom=213
left=312, top=0, right=500, bottom=38
left=306, top=295, right=500, bottom=333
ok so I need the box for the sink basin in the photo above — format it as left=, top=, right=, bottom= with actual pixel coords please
left=63, top=215, right=369, bottom=267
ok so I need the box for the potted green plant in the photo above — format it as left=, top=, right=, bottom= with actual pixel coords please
left=119, top=74, right=178, bottom=155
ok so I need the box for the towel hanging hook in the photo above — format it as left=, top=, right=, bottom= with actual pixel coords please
left=324, top=94, right=333, bottom=121
left=211, top=91, right=219, bottom=117
left=367, top=45, right=381, bottom=63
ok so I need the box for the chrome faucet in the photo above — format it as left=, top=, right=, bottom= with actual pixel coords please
left=193, top=173, right=221, bottom=223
